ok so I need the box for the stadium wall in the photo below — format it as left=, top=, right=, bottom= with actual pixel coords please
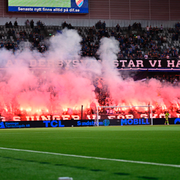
left=0, top=0, right=180, bottom=26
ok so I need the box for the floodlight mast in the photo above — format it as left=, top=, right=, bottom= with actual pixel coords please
left=96, top=105, right=153, bottom=126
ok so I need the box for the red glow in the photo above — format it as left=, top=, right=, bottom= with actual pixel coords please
left=0, top=30, right=179, bottom=120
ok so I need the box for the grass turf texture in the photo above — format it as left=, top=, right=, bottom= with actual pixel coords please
left=0, top=125, right=180, bottom=180
left=9, top=0, right=71, bottom=8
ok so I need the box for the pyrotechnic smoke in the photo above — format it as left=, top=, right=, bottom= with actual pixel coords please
left=97, top=36, right=180, bottom=111
left=0, top=28, right=179, bottom=119
left=0, top=29, right=98, bottom=116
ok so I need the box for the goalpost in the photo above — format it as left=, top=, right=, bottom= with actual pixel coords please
left=96, top=105, right=153, bottom=126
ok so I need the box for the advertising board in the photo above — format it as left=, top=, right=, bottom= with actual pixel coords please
left=1, top=118, right=179, bottom=129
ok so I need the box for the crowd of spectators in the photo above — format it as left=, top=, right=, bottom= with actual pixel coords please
left=1, top=20, right=180, bottom=58
left=0, top=19, right=47, bottom=53
left=61, top=21, right=74, bottom=29
left=147, top=74, right=180, bottom=86
left=78, top=21, right=180, bottom=60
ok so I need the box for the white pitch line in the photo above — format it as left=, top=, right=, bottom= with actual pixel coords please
left=0, top=147, right=180, bottom=168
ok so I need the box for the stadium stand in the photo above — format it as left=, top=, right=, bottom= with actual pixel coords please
left=0, top=0, right=180, bottom=118
left=0, top=20, right=180, bottom=89
left=1, top=20, right=180, bottom=60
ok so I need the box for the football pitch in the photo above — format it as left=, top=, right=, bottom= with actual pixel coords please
left=0, top=126, right=180, bottom=180
left=8, top=0, right=71, bottom=7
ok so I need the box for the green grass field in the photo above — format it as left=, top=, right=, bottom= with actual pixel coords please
left=0, top=125, right=180, bottom=180
left=9, top=0, right=71, bottom=7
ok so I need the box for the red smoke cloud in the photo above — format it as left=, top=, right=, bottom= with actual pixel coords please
left=0, top=29, right=179, bottom=119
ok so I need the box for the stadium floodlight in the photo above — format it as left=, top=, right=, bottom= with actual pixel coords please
left=96, top=105, right=153, bottom=126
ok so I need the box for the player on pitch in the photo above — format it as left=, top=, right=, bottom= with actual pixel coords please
left=164, top=111, right=169, bottom=125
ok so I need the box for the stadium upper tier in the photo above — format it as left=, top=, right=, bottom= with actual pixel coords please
left=0, top=21, right=180, bottom=59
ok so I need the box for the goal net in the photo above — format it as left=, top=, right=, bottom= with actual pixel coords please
left=96, top=105, right=153, bottom=126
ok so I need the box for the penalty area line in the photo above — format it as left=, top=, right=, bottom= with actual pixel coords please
left=0, top=146, right=180, bottom=168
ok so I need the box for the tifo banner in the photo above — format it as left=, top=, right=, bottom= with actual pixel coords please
left=115, top=59, right=180, bottom=69
left=0, top=118, right=180, bottom=129
left=1, top=113, right=180, bottom=121
left=2, top=59, right=180, bottom=69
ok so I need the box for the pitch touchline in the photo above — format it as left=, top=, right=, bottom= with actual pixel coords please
left=0, top=147, right=180, bottom=168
